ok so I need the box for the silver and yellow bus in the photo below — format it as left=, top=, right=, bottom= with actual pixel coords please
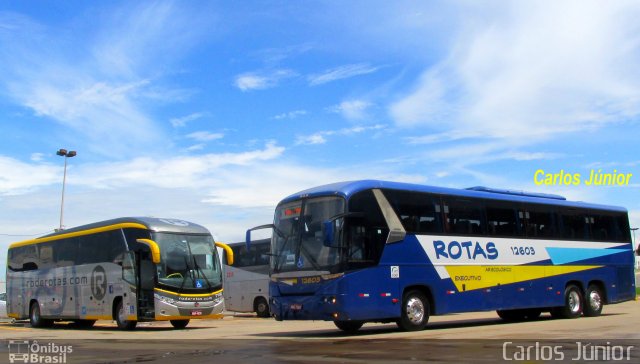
left=6, top=217, right=234, bottom=330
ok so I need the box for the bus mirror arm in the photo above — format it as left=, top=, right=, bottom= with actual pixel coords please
left=246, top=224, right=276, bottom=250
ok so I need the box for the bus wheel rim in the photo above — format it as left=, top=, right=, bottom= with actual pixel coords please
left=406, top=297, right=425, bottom=324
left=589, top=291, right=602, bottom=311
left=568, top=291, right=581, bottom=313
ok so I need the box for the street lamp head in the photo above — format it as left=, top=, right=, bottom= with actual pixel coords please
left=56, top=149, right=68, bottom=156
left=67, top=151, right=77, bottom=158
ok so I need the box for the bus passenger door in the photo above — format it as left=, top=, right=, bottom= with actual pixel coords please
left=121, top=252, right=138, bottom=321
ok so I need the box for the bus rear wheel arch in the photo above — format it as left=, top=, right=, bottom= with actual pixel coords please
left=29, top=300, right=53, bottom=328
left=397, top=289, right=430, bottom=331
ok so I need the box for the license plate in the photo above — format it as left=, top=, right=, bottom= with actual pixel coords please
left=290, top=303, right=303, bottom=311
left=191, top=310, right=203, bottom=316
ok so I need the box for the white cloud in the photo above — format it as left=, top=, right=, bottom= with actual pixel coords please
left=308, top=63, right=380, bottom=86
left=186, top=131, right=224, bottom=142
left=234, top=69, right=296, bottom=91
left=273, top=110, right=308, bottom=120
left=30, top=153, right=45, bottom=162
left=170, top=112, right=208, bottom=127
left=0, top=156, right=60, bottom=195
left=295, top=124, right=385, bottom=145
left=328, top=100, right=373, bottom=120
left=295, top=134, right=326, bottom=145
left=186, top=144, right=205, bottom=152
left=389, top=1, right=640, bottom=144
left=0, top=3, right=214, bottom=158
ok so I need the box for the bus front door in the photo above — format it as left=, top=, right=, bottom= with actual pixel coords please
left=121, top=252, right=139, bottom=322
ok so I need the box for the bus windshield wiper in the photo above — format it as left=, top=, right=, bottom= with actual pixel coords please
left=188, top=243, right=213, bottom=290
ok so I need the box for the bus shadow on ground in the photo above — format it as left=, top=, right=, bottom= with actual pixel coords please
left=250, top=312, right=624, bottom=339
left=2, top=321, right=211, bottom=332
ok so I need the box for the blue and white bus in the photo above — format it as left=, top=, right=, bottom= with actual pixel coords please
left=247, top=180, right=635, bottom=332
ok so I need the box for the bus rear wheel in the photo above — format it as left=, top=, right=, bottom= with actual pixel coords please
left=550, top=285, right=583, bottom=319
left=30, top=301, right=53, bottom=328
left=334, top=320, right=364, bottom=333
left=583, top=284, right=604, bottom=317
left=115, top=300, right=137, bottom=330
left=397, top=290, right=430, bottom=331
left=255, top=297, right=270, bottom=318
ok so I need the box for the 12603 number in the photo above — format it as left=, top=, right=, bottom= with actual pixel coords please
left=510, top=246, right=535, bottom=255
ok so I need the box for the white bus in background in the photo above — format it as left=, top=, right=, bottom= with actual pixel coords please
left=221, top=239, right=271, bottom=317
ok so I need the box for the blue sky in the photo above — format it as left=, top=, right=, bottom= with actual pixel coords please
left=1, top=1, right=640, bottom=276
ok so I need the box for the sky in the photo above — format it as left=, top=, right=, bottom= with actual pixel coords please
left=1, top=1, right=640, bottom=278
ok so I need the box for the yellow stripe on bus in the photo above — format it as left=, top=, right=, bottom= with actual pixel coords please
left=9, top=222, right=148, bottom=248
left=83, top=315, right=113, bottom=320
left=154, top=287, right=223, bottom=298
left=444, top=265, right=602, bottom=292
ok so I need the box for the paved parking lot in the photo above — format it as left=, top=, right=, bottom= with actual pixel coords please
left=1, top=300, right=638, bottom=363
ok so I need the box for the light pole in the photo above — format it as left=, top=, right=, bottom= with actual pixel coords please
left=56, top=149, right=77, bottom=231
left=632, top=227, right=638, bottom=248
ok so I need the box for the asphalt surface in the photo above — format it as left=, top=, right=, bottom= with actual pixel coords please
left=1, top=298, right=639, bottom=363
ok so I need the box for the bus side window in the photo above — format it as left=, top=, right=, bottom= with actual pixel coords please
left=382, top=189, right=443, bottom=234
left=443, top=198, right=485, bottom=235
left=560, top=209, right=588, bottom=240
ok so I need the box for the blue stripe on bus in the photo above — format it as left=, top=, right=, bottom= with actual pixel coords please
left=545, top=247, right=628, bottom=265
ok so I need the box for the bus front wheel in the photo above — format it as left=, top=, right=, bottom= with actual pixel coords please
left=115, top=300, right=137, bottom=330
left=29, top=301, right=53, bottom=328
left=397, top=290, right=430, bottom=331
left=170, top=320, right=190, bottom=329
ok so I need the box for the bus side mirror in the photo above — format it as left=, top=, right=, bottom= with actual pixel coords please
left=215, top=242, right=234, bottom=266
left=246, top=224, right=275, bottom=250
left=322, top=221, right=335, bottom=247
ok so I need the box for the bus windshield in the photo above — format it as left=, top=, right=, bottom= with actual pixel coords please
left=153, top=233, right=223, bottom=291
left=272, top=196, right=345, bottom=274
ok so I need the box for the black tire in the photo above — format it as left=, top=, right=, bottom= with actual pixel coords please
left=72, top=320, right=96, bottom=328
left=550, top=285, right=583, bottom=319
left=29, top=301, right=53, bottom=328
left=170, top=320, right=190, bottom=329
left=583, top=284, right=604, bottom=317
left=115, top=300, right=137, bottom=330
left=334, top=320, right=364, bottom=333
left=255, top=297, right=270, bottom=318
left=396, top=290, right=430, bottom=331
